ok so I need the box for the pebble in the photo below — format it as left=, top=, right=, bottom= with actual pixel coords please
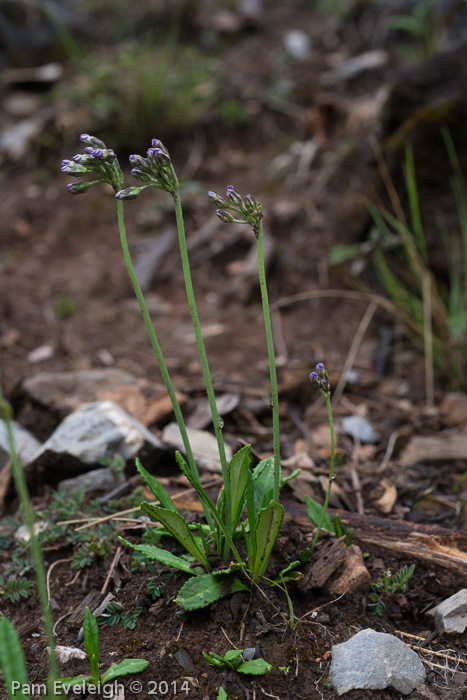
left=162, top=422, right=232, bottom=473
left=328, top=628, right=425, bottom=695
left=426, top=589, right=467, bottom=634
left=342, top=415, right=381, bottom=444
left=0, top=419, right=41, bottom=467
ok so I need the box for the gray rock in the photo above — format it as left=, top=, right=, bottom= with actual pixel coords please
left=328, top=628, right=425, bottom=696
left=22, top=368, right=139, bottom=415
left=174, top=648, right=195, bottom=673
left=162, top=422, right=232, bottom=473
left=426, top=589, right=467, bottom=634
left=28, top=401, right=164, bottom=480
left=58, top=467, right=116, bottom=494
left=342, top=415, right=381, bottom=444
left=0, top=419, right=42, bottom=466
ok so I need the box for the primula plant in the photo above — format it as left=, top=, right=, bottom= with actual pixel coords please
left=62, top=135, right=301, bottom=609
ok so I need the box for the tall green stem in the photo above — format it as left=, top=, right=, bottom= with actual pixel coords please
left=172, top=190, right=232, bottom=540
left=311, top=395, right=335, bottom=549
left=116, top=200, right=210, bottom=508
left=256, top=221, right=280, bottom=502
left=0, top=392, right=59, bottom=697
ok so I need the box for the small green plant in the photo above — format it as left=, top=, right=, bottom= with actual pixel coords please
left=203, top=649, right=272, bottom=676
left=147, top=577, right=165, bottom=600
left=54, top=295, right=77, bottom=319
left=389, top=0, right=443, bottom=60
left=57, top=607, right=148, bottom=691
left=0, top=575, right=34, bottom=603
left=98, top=454, right=126, bottom=484
left=62, top=135, right=302, bottom=610
left=305, top=496, right=353, bottom=547
left=97, top=602, right=142, bottom=630
left=368, top=564, right=415, bottom=616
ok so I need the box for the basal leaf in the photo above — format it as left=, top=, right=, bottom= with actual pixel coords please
left=229, top=445, right=252, bottom=528
left=304, top=495, right=334, bottom=533
left=237, top=658, right=272, bottom=675
left=0, top=616, right=29, bottom=700
left=118, top=538, right=203, bottom=575
left=176, top=573, right=248, bottom=611
left=141, top=504, right=210, bottom=569
left=83, top=607, right=100, bottom=681
left=135, top=459, right=179, bottom=513
left=251, top=501, right=284, bottom=581
left=101, top=659, right=149, bottom=683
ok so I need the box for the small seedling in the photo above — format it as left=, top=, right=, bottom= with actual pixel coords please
left=97, top=602, right=142, bottom=630
left=57, top=607, right=148, bottom=691
left=305, top=496, right=353, bottom=546
left=368, top=564, right=415, bottom=616
left=0, top=575, right=34, bottom=603
left=203, top=649, right=272, bottom=676
left=147, top=578, right=165, bottom=600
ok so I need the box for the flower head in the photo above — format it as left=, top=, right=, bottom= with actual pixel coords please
left=207, top=186, right=263, bottom=236
left=122, top=140, right=179, bottom=196
left=62, top=136, right=124, bottom=194
left=310, top=362, right=330, bottom=397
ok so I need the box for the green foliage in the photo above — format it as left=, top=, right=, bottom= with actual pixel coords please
left=0, top=617, right=29, bottom=700
left=0, top=575, right=34, bottom=603
left=98, top=454, right=126, bottom=483
left=203, top=649, right=272, bottom=676
left=146, top=578, right=165, bottom=600
left=97, top=602, right=142, bottom=630
left=369, top=141, right=467, bottom=385
left=389, top=0, right=442, bottom=60
left=304, top=497, right=354, bottom=546
left=54, top=295, right=77, bottom=319
left=57, top=607, right=149, bottom=691
left=368, top=564, right=415, bottom=616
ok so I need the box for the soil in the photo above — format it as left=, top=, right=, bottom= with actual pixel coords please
left=1, top=2, right=467, bottom=699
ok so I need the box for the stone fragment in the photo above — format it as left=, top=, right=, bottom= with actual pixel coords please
left=327, top=544, right=371, bottom=596
left=28, top=401, right=164, bottom=483
left=22, top=368, right=139, bottom=414
left=26, top=344, right=55, bottom=364
left=342, top=416, right=381, bottom=444
left=58, top=467, right=116, bottom=494
left=174, top=648, right=195, bottom=673
left=162, top=423, right=232, bottom=473
left=426, top=589, right=467, bottom=634
left=0, top=419, right=42, bottom=466
left=441, top=392, right=467, bottom=426
left=328, top=628, right=425, bottom=695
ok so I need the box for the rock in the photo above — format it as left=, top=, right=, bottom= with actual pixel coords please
left=426, top=589, right=467, bottom=634
left=162, top=422, right=232, bottom=473
left=58, top=467, right=116, bottom=494
left=284, top=30, right=312, bottom=61
left=22, top=368, right=140, bottom=415
left=327, top=544, right=371, bottom=596
left=0, top=419, right=42, bottom=466
left=26, top=344, right=55, bottom=364
left=441, top=392, right=467, bottom=426
left=174, top=648, right=195, bottom=673
left=28, top=401, right=164, bottom=485
left=328, top=628, right=426, bottom=695
left=342, top=416, right=381, bottom=444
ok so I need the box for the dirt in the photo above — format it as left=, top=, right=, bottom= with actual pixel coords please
left=1, top=1, right=467, bottom=699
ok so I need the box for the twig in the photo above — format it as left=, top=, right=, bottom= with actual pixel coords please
left=46, top=558, right=73, bottom=602
left=101, top=545, right=121, bottom=595
left=331, top=301, right=378, bottom=406
left=220, top=626, right=238, bottom=650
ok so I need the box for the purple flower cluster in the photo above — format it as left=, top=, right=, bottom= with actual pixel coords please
left=116, top=139, right=179, bottom=201
left=207, top=185, right=264, bottom=236
left=310, top=362, right=331, bottom=397
left=62, top=134, right=124, bottom=194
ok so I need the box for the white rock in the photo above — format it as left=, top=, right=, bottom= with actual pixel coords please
left=284, top=30, right=312, bottom=60
left=342, top=415, right=381, bottom=444
left=426, top=589, right=467, bottom=634
left=162, top=422, right=232, bottom=473
left=328, top=628, right=425, bottom=695
left=0, top=419, right=42, bottom=466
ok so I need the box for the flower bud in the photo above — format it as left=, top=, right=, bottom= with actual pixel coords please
left=316, top=362, right=325, bottom=372
left=226, top=185, right=243, bottom=207
left=151, top=139, right=170, bottom=156
left=115, top=186, right=143, bottom=200
left=131, top=168, right=153, bottom=182
left=216, top=209, right=235, bottom=224
left=244, top=194, right=257, bottom=210
left=61, top=162, right=87, bottom=175
left=207, top=191, right=225, bottom=206
left=66, top=181, right=93, bottom=195
left=80, top=134, right=106, bottom=149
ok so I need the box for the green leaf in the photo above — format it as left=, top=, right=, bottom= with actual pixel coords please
left=83, top=607, right=100, bottom=681
left=304, top=495, right=334, bottom=533
left=0, top=616, right=29, bottom=700
left=119, top=538, right=203, bottom=575
left=135, top=459, right=179, bottom=513
left=176, top=573, right=248, bottom=611
left=217, top=687, right=228, bottom=700
left=141, top=504, right=210, bottom=569
left=224, top=649, right=244, bottom=666
left=203, top=651, right=225, bottom=668
left=229, top=445, right=252, bottom=528
left=101, top=659, right=149, bottom=683
left=251, top=458, right=275, bottom=518
left=251, top=501, right=284, bottom=581
left=237, top=658, right=272, bottom=675
left=57, top=675, right=94, bottom=691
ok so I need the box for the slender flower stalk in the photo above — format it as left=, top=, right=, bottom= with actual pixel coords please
left=309, top=363, right=335, bottom=549
left=0, top=391, right=59, bottom=697
left=207, top=187, right=281, bottom=502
